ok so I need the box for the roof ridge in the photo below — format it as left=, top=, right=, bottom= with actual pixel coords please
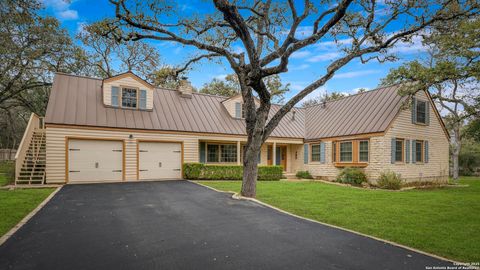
left=303, top=83, right=402, bottom=109
left=55, top=72, right=103, bottom=81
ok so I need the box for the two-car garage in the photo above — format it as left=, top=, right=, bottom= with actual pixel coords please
left=67, top=138, right=182, bottom=184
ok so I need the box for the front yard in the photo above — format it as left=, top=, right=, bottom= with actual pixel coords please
left=198, top=177, right=480, bottom=262
left=0, top=188, right=55, bottom=237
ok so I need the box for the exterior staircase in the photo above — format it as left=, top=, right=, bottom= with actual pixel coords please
left=15, top=113, right=46, bottom=185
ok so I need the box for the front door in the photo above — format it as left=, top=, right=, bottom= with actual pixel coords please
left=275, top=146, right=287, bottom=171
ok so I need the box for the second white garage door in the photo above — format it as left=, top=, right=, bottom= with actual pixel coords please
left=138, top=142, right=182, bottom=180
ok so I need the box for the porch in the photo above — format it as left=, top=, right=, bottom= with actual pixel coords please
left=198, top=140, right=304, bottom=173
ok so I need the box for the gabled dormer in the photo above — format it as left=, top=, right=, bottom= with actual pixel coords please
left=221, top=94, right=260, bottom=119
left=102, top=72, right=154, bottom=110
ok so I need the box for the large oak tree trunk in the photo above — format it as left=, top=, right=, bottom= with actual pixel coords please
left=241, top=135, right=263, bottom=197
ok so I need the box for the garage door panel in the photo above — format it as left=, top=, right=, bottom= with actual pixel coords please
left=139, top=142, right=182, bottom=180
left=68, top=140, right=123, bottom=183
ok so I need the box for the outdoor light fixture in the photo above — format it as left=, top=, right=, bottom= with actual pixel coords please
left=129, top=134, right=133, bottom=139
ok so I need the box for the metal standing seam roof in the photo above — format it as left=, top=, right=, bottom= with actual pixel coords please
left=304, top=84, right=406, bottom=140
left=45, top=73, right=406, bottom=140
left=45, top=73, right=306, bottom=138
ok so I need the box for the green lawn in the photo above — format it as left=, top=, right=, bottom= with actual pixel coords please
left=0, top=188, right=55, bottom=237
left=197, top=177, right=480, bottom=262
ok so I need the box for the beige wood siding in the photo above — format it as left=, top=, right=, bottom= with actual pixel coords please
left=305, top=90, right=449, bottom=182
left=103, top=76, right=153, bottom=109
left=222, top=95, right=243, bottom=118
left=46, top=126, right=303, bottom=183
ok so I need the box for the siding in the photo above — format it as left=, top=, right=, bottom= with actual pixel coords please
left=46, top=126, right=303, bottom=183
left=305, top=91, right=449, bottom=182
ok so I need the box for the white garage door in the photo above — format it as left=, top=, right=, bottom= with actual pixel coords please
left=139, top=142, right=182, bottom=180
left=68, top=139, right=123, bottom=183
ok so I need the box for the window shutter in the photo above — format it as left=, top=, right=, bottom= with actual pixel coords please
left=425, top=101, right=430, bottom=125
left=405, top=140, right=410, bottom=163
left=111, top=86, right=119, bottom=107
left=304, top=144, right=308, bottom=164
left=424, top=141, right=429, bottom=163
left=391, top=138, right=396, bottom=164
left=411, top=140, right=416, bottom=163
left=235, top=102, right=241, bottom=118
left=199, top=142, right=206, bottom=163
left=411, top=97, right=417, bottom=124
left=320, top=142, right=326, bottom=164
left=258, top=151, right=261, bottom=164
left=139, top=89, right=147, bottom=109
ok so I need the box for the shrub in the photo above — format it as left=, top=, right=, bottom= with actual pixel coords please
left=336, top=167, right=367, bottom=185
left=0, top=161, right=14, bottom=185
left=296, top=170, right=313, bottom=179
left=183, top=163, right=204, bottom=180
left=377, top=171, right=403, bottom=190
left=182, top=163, right=282, bottom=181
left=258, top=166, right=283, bottom=181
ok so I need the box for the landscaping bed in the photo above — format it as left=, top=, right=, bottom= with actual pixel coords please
left=197, top=177, right=480, bottom=262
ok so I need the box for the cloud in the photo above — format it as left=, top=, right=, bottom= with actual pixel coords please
left=307, top=52, right=342, bottom=62
left=352, top=87, right=371, bottom=93
left=289, top=64, right=310, bottom=71
left=42, top=0, right=79, bottom=21
left=300, top=86, right=328, bottom=104
left=333, top=70, right=380, bottom=79
left=291, top=50, right=311, bottom=59
left=388, top=35, right=429, bottom=54
left=58, top=9, right=78, bottom=20
left=76, top=21, right=87, bottom=34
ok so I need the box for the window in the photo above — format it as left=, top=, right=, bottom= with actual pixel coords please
left=395, top=139, right=404, bottom=162
left=340, top=142, right=353, bottom=162
left=416, top=100, right=427, bottom=124
left=220, top=144, right=237, bottom=162
left=359, top=141, right=369, bottom=162
left=241, top=103, right=246, bottom=118
left=207, top=144, right=219, bottom=163
left=415, top=140, right=424, bottom=162
left=206, top=143, right=237, bottom=163
left=311, top=144, right=321, bottom=162
left=122, top=87, right=137, bottom=108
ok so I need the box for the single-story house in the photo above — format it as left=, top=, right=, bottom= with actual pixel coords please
left=15, top=72, right=450, bottom=184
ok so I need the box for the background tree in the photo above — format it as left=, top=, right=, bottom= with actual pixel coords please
left=382, top=16, right=480, bottom=181
left=0, top=0, right=89, bottom=149
left=77, top=23, right=161, bottom=79
left=200, top=74, right=289, bottom=103
left=302, top=92, right=348, bottom=107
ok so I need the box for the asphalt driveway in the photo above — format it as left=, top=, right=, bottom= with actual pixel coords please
left=0, top=181, right=452, bottom=270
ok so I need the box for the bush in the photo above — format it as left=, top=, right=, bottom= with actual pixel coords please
left=182, top=163, right=204, bottom=180
left=336, top=167, right=367, bottom=185
left=0, top=161, right=14, bottom=186
left=296, top=170, right=313, bottom=179
left=377, top=171, right=403, bottom=190
left=183, top=163, right=282, bottom=181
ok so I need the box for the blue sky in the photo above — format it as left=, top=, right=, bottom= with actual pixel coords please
left=41, top=0, right=428, bottom=102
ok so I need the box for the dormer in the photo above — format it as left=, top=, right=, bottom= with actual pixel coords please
left=102, top=72, right=154, bottom=110
left=221, top=94, right=259, bottom=119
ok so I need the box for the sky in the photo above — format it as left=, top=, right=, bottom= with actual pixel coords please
left=41, top=0, right=430, bottom=103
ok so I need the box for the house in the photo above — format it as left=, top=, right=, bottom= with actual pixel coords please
left=14, top=72, right=450, bottom=184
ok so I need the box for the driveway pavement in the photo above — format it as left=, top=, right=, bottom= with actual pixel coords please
left=0, top=181, right=452, bottom=270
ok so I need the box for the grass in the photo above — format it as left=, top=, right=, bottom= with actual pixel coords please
left=197, top=177, right=480, bottom=262
left=0, top=161, right=14, bottom=186
left=0, top=188, right=55, bottom=237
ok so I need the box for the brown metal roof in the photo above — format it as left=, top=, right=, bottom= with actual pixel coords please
left=304, top=84, right=406, bottom=140
left=45, top=73, right=405, bottom=140
left=45, top=73, right=305, bottom=138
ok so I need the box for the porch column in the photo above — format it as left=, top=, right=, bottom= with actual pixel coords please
left=237, top=141, right=241, bottom=165
left=272, top=142, right=277, bottom=166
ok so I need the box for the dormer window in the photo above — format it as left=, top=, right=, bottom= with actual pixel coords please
left=103, top=72, right=153, bottom=110
left=122, top=87, right=138, bottom=108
